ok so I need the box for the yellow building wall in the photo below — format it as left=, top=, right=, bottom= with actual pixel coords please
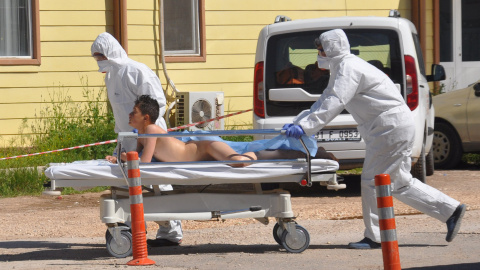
left=0, top=0, right=113, bottom=147
left=0, top=0, right=414, bottom=147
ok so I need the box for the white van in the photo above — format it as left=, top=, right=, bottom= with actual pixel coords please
left=252, top=11, right=445, bottom=182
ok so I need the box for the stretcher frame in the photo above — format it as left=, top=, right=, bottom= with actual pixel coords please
left=44, top=129, right=344, bottom=257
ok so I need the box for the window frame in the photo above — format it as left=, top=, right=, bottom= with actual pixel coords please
left=0, top=0, right=41, bottom=66
left=164, top=0, right=206, bottom=63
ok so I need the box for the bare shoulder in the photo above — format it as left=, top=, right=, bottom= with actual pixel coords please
left=144, top=124, right=166, bottom=135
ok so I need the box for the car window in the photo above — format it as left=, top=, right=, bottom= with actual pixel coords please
left=265, top=29, right=403, bottom=117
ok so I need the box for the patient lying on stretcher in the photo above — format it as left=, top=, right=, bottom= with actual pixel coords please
left=105, top=95, right=337, bottom=167
left=105, top=95, right=257, bottom=167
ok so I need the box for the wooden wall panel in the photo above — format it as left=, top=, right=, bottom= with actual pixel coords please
left=134, top=54, right=255, bottom=70
left=40, top=11, right=112, bottom=25
left=346, top=0, right=404, bottom=10
left=206, top=0, right=347, bottom=10
left=0, top=87, right=106, bottom=103
left=205, top=11, right=348, bottom=25
left=0, top=72, right=105, bottom=88
left=39, top=0, right=111, bottom=11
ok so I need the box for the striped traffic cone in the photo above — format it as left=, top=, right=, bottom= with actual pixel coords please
left=126, top=151, right=155, bottom=266
left=375, top=174, right=401, bottom=270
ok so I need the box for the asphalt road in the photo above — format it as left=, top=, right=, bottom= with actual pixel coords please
left=1, top=210, right=479, bottom=270
left=1, top=169, right=480, bottom=269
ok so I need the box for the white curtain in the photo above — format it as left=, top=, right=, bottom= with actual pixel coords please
left=164, top=0, right=199, bottom=55
left=0, top=0, right=32, bottom=57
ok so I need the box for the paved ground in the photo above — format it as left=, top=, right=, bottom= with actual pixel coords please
left=1, top=211, right=479, bottom=270
left=1, top=168, right=480, bottom=269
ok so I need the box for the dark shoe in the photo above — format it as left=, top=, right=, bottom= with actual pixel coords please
left=446, top=204, right=466, bottom=242
left=347, top=237, right=381, bottom=249
left=147, top=238, right=182, bottom=247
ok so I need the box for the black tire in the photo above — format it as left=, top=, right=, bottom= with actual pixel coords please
left=105, top=228, right=133, bottom=258
left=272, top=223, right=284, bottom=246
left=433, top=122, right=463, bottom=169
left=425, top=146, right=435, bottom=176
left=411, top=141, right=427, bottom=183
left=280, top=224, right=310, bottom=253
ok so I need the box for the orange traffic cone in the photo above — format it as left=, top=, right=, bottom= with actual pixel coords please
left=126, top=151, right=155, bottom=266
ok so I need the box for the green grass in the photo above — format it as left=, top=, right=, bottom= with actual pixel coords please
left=462, top=153, right=480, bottom=166
left=0, top=79, right=116, bottom=197
left=337, top=167, right=363, bottom=175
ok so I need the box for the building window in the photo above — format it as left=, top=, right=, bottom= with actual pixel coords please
left=461, top=0, right=480, bottom=62
left=439, top=0, right=453, bottom=62
left=0, top=0, right=40, bottom=65
left=164, top=0, right=205, bottom=62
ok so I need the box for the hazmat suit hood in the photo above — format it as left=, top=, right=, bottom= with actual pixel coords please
left=319, top=29, right=351, bottom=60
left=91, top=32, right=128, bottom=72
left=91, top=32, right=168, bottom=132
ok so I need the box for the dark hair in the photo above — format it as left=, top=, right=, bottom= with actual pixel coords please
left=134, top=95, right=159, bottom=123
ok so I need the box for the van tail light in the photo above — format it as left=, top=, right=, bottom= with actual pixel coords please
left=253, top=61, right=265, bottom=118
left=405, top=55, right=418, bottom=111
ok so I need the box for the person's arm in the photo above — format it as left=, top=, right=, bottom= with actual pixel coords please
left=139, top=137, right=156, bottom=163
left=294, top=62, right=360, bottom=136
left=138, top=124, right=162, bottom=163
left=105, top=152, right=127, bottom=163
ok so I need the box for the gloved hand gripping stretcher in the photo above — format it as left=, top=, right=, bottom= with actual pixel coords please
left=44, top=129, right=343, bottom=257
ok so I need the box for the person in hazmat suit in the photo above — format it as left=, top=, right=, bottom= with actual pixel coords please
left=91, top=32, right=183, bottom=247
left=283, top=29, right=466, bottom=249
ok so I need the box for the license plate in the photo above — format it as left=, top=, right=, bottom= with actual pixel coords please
left=315, top=129, right=361, bottom=142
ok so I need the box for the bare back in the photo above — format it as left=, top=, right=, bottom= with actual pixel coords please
left=138, top=124, right=216, bottom=162
left=138, top=124, right=256, bottom=166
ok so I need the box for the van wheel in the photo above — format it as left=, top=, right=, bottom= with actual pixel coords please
left=433, top=122, right=463, bottom=169
left=411, top=141, right=427, bottom=183
left=425, top=146, right=434, bottom=176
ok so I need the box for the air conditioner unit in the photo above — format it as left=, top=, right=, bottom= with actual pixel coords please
left=175, top=92, right=225, bottom=131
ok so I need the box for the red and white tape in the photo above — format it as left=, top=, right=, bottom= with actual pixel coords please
left=0, top=108, right=252, bottom=161
left=168, top=108, right=252, bottom=131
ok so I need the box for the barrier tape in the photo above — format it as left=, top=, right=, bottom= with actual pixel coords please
left=0, top=108, right=253, bottom=161
left=168, top=108, right=252, bottom=131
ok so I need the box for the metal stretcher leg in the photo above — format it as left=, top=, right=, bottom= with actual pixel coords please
left=100, top=191, right=311, bottom=253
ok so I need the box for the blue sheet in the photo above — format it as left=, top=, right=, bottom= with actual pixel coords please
left=177, top=132, right=318, bottom=156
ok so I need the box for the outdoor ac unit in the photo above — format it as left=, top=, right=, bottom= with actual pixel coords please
left=175, top=92, right=225, bottom=131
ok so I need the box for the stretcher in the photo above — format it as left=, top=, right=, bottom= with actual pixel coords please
left=44, top=130, right=343, bottom=258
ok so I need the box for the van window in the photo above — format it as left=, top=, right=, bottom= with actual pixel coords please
left=265, top=29, right=403, bottom=117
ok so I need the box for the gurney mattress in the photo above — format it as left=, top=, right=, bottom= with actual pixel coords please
left=45, top=159, right=339, bottom=186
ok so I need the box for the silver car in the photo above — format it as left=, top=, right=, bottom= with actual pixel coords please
left=433, top=81, right=480, bottom=169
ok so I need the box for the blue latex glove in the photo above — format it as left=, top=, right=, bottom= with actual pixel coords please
left=282, top=123, right=294, bottom=130
left=285, top=125, right=305, bottom=139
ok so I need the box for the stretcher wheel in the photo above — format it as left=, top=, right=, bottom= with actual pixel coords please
left=105, top=229, right=133, bottom=258
left=281, top=224, right=310, bottom=253
left=272, top=223, right=284, bottom=245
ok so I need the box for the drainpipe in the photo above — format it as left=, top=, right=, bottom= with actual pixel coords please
left=159, top=0, right=180, bottom=128
left=113, top=0, right=128, bottom=53
left=411, top=0, right=426, bottom=59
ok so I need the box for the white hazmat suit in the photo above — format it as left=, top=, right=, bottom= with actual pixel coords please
left=91, top=32, right=167, bottom=132
left=91, top=32, right=182, bottom=243
left=293, top=29, right=460, bottom=243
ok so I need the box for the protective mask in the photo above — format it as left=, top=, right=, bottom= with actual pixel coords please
left=97, top=61, right=111, bottom=73
left=317, top=55, right=330, bottom=70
